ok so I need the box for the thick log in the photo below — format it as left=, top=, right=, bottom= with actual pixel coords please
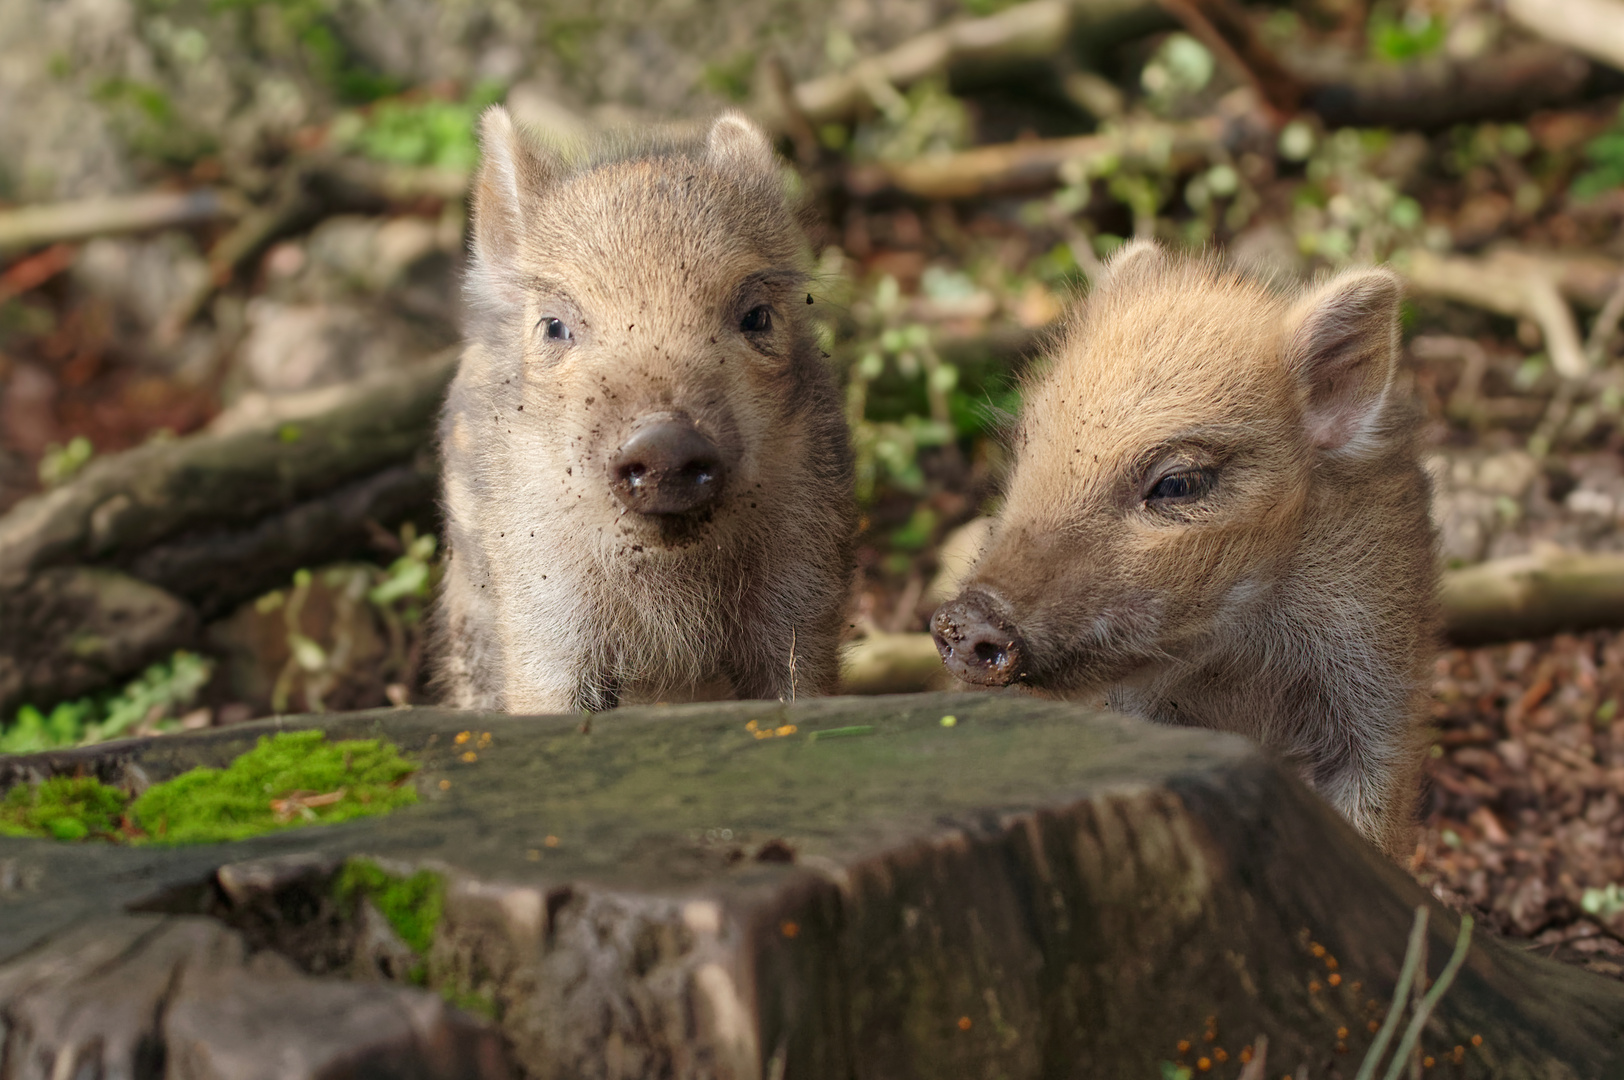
left=1443, top=549, right=1624, bottom=646
left=0, top=350, right=456, bottom=589
left=128, top=453, right=438, bottom=617
left=1304, top=44, right=1592, bottom=132
left=0, top=567, right=197, bottom=718
left=2, top=694, right=1620, bottom=1078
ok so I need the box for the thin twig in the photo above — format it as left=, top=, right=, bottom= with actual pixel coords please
left=1380, top=915, right=1476, bottom=1080
left=1585, top=275, right=1624, bottom=364
left=1236, top=1034, right=1269, bottom=1080
left=1354, top=907, right=1430, bottom=1080
left=0, top=189, right=245, bottom=252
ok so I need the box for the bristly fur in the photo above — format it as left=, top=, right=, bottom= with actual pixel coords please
left=953, top=241, right=1438, bottom=859
left=430, top=108, right=855, bottom=714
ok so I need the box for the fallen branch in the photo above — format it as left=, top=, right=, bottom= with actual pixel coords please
left=840, top=631, right=951, bottom=695
left=1505, top=0, right=1624, bottom=75
left=1304, top=44, right=1591, bottom=132
left=844, top=548, right=1624, bottom=693
left=1404, top=250, right=1591, bottom=380
left=846, top=116, right=1223, bottom=199
left=787, top=0, right=1161, bottom=126
left=0, top=189, right=245, bottom=253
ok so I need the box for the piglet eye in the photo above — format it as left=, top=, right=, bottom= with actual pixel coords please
left=541, top=317, right=571, bottom=341
left=740, top=306, right=772, bottom=333
left=1148, top=469, right=1212, bottom=503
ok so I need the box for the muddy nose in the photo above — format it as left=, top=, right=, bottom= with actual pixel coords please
left=611, top=418, right=726, bottom=515
left=931, top=591, right=1028, bottom=686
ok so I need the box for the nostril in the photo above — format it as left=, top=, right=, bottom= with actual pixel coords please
left=610, top=417, right=728, bottom=515
left=931, top=593, right=1026, bottom=687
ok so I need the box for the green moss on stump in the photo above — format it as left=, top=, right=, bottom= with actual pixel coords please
left=0, top=777, right=127, bottom=841
left=334, top=857, right=445, bottom=954
left=0, top=731, right=418, bottom=843
left=132, top=730, right=417, bottom=844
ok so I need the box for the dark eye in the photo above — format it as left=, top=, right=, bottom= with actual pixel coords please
left=541, top=317, right=571, bottom=341
left=740, top=305, right=772, bottom=333
left=1148, top=469, right=1212, bottom=503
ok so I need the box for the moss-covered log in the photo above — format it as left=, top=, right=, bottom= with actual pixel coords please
left=2, top=694, right=1620, bottom=1078
left=0, top=352, right=457, bottom=590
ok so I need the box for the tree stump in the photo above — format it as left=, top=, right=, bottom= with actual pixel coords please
left=2, top=693, right=1620, bottom=1078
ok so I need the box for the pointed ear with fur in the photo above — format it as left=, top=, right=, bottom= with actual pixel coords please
left=1285, top=268, right=1402, bottom=454
left=1095, top=238, right=1165, bottom=289
left=470, top=105, right=557, bottom=274
left=705, top=112, right=778, bottom=179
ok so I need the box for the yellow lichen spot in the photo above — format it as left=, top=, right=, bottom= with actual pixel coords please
left=775, top=724, right=797, bottom=736
left=780, top=920, right=800, bottom=939
left=1309, top=980, right=1322, bottom=993
left=455, top=731, right=471, bottom=745
left=1196, top=1057, right=1211, bottom=1072
left=1336, top=1027, right=1348, bottom=1040
left=526, top=849, right=541, bottom=861
left=462, top=751, right=478, bottom=763
left=1213, top=1048, right=1228, bottom=1063
left=544, top=835, right=560, bottom=847
left=1367, top=1020, right=1380, bottom=1034
left=1423, top=1056, right=1435, bottom=1069
left=1310, top=942, right=1326, bottom=958
left=957, top=1016, right=972, bottom=1031
left=1470, top=1034, right=1482, bottom=1047
left=1452, top=1045, right=1465, bottom=1064
left=438, top=779, right=451, bottom=791
left=1328, top=973, right=1342, bottom=987
left=477, top=732, right=492, bottom=749
left=754, top=730, right=772, bottom=740
left=1238, top=1047, right=1252, bottom=1065
left=1325, top=955, right=1338, bottom=970
left=940, top=715, right=957, bottom=727
left=1176, top=1040, right=1191, bottom=1054
left=746, top=720, right=759, bottom=732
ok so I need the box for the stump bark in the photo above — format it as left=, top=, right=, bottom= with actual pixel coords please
left=1, top=694, right=1620, bottom=1079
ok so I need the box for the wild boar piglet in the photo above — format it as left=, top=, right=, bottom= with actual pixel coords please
left=932, top=242, right=1437, bottom=858
left=433, top=108, right=854, bottom=713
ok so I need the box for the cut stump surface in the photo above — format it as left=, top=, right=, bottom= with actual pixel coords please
left=1, top=693, right=1619, bottom=1078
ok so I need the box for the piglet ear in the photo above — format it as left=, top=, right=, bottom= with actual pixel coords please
left=470, top=105, right=559, bottom=272
left=1094, top=238, right=1165, bottom=289
left=1285, top=267, right=1402, bottom=455
left=705, top=111, right=778, bottom=179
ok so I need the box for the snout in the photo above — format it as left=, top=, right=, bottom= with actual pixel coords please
left=931, top=590, right=1028, bottom=687
left=610, top=415, right=727, bottom=516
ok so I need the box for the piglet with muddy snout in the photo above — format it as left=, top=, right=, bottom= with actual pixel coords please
left=432, top=108, right=854, bottom=714
left=933, top=242, right=1438, bottom=859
